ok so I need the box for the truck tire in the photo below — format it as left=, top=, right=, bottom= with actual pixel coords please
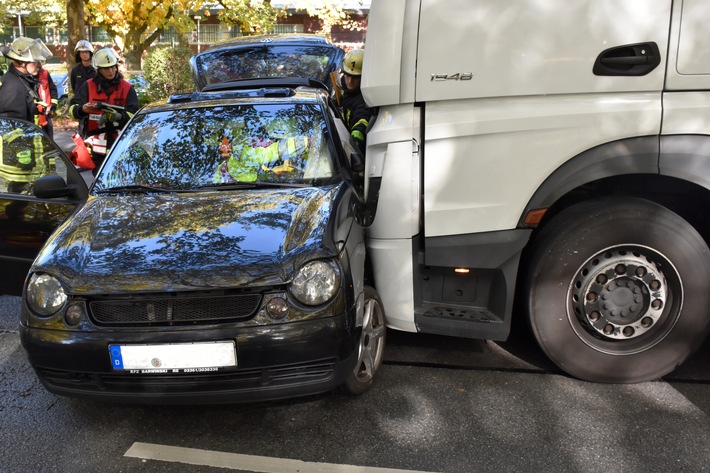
left=524, top=197, right=710, bottom=383
left=341, top=286, right=386, bottom=395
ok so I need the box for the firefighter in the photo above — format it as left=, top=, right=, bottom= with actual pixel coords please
left=69, top=47, right=140, bottom=174
left=213, top=135, right=310, bottom=183
left=70, top=40, right=96, bottom=96
left=70, top=40, right=97, bottom=136
left=0, top=38, right=52, bottom=194
left=33, top=60, right=59, bottom=138
left=339, top=49, right=372, bottom=154
left=0, top=37, right=51, bottom=121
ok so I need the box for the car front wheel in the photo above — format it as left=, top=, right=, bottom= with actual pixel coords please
left=341, top=285, right=386, bottom=394
left=524, top=197, right=710, bottom=383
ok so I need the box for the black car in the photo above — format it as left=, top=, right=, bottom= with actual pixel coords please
left=6, top=39, right=385, bottom=404
left=0, top=120, right=87, bottom=295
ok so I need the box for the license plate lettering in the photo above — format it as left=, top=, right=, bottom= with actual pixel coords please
left=109, top=342, right=236, bottom=372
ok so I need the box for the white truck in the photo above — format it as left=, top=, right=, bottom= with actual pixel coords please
left=361, top=0, right=710, bottom=383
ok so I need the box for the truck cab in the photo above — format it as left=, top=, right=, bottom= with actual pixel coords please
left=361, top=0, right=710, bottom=383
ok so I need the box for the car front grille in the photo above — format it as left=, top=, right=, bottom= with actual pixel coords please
left=89, top=293, right=262, bottom=326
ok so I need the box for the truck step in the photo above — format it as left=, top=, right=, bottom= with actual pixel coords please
left=415, top=305, right=508, bottom=340
left=422, top=306, right=498, bottom=323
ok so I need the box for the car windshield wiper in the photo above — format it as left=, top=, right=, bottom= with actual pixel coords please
left=94, top=184, right=179, bottom=194
left=193, top=181, right=308, bottom=191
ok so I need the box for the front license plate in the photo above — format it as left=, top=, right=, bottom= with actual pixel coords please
left=109, top=341, right=236, bottom=373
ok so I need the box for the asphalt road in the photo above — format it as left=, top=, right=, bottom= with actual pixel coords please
left=10, top=130, right=710, bottom=471
left=2, top=294, right=710, bottom=473
left=54, top=129, right=75, bottom=155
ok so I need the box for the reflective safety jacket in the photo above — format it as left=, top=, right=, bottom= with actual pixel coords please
left=213, top=136, right=310, bottom=183
left=0, top=127, right=48, bottom=184
left=82, top=78, right=132, bottom=155
left=35, top=68, right=57, bottom=127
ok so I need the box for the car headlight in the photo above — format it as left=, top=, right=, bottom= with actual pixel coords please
left=26, top=273, right=67, bottom=316
left=290, top=260, right=341, bottom=306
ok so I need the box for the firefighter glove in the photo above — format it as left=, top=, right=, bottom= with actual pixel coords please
left=103, top=109, right=123, bottom=124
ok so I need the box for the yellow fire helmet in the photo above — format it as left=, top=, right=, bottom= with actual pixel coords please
left=342, top=49, right=364, bottom=76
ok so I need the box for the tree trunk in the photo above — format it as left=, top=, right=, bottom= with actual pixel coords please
left=66, top=0, right=85, bottom=72
left=123, top=47, right=143, bottom=71
left=123, top=27, right=164, bottom=71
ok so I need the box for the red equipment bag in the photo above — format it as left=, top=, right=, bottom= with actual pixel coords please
left=68, top=133, right=95, bottom=170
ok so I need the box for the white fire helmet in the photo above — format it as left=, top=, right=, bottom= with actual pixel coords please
left=5, top=37, right=52, bottom=63
left=92, top=47, right=119, bottom=70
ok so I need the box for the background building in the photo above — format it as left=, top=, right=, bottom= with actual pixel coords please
left=1, top=2, right=369, bottom=64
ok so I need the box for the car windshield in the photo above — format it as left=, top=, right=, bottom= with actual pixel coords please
left=194, top=45, right=337, bottom=88
left=93, top=102, right=337, bottom=193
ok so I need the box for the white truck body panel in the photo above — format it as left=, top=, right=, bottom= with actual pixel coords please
left=364, top=105, right=421, bottom=332
left=663, top=0, right=710, bottom=139
left=361, top=0, right=710, bottom=357
left=364, top=0, right=670, bottom=238
left=365, top=105, right=420, bottom=240
left=363, top=0, right=672, bottom=105
left=666, top=0, right=710, bottom=89
left=422, top=93, right=661, bottom=236
left=366, top=237, right=417, bottom=332
left=415, top=0, right=670, bottom=101
left=662, top=92, right=710, bottom=136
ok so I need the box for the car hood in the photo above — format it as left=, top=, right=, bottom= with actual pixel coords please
left=33, top=185, right=347, bottom=294
left=190, top=36, right=344, bottom=91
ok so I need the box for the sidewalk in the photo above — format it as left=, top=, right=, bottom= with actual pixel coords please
left=53, top=129, right=94, bottom=186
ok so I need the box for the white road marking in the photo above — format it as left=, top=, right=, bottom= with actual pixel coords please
left=125, top=442, right=439, bottom=473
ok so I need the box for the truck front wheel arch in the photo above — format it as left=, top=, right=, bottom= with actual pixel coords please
left=523, top=196, right=710, bottom=383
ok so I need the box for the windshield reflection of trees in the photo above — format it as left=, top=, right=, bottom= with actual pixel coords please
left=200, top=46, right=333, bottom=84
left=50, top=186, right=339, bottom=291
left=95, top=104, right=332, bottom=192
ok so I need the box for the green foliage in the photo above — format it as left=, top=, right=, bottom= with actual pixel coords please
left=217, top=0, right=284, bottom=34
left=140, top=46, right=194, bottom=104
left=0, top=0, right=66, bottom=33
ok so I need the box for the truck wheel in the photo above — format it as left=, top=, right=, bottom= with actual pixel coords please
left=524, top=197, right=710, bottom=383
left=341, top=286, right=386, bottom=394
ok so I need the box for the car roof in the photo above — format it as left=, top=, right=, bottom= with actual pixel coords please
left=142, top=84, right=328, bottom=113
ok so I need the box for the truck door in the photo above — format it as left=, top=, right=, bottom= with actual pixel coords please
left=662, top=0, right=710, bottom=142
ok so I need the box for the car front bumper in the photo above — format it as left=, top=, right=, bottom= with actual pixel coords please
left=20, top=313, right=358, bottom=404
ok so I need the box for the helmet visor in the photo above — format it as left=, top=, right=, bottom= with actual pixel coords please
left=30, top=39, right=52, bottom=62
left=15, top=38, right=52, bottom=62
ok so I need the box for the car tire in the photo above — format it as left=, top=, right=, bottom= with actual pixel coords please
left=524, top=197, right=710, bottom=383
left=341, top=285, right=386, bottom=395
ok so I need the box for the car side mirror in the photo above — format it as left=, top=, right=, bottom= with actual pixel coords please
left=33, top=175, right=75, bottom=199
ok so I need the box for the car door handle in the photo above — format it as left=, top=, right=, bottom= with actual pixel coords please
left=593, top=42, right=661, bottom=76
left=601, top=56, right=648, bottom=66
